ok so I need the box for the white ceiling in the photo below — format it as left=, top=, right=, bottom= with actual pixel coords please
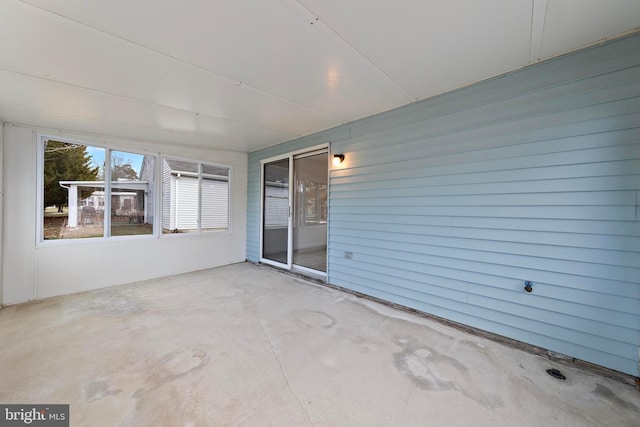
left=0, top=0, right=638, bottom=152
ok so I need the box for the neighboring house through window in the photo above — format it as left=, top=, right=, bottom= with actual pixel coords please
left=39, top=135, right=230, bottom=242
left=40, top=137, right=155, bottom=240
left=161, top=158, right=230, bottom=233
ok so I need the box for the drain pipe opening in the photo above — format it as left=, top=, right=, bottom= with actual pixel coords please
left=546, top=368, right=567, bottom=380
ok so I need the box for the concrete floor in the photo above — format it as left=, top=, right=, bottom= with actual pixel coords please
left=1, top=263, right=638, bottom=426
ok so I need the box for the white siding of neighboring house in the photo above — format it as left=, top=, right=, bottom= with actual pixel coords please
left=202, top=178, right=229, bottom=230
left=139, top=155, right=155, bottom=225
left=162, top=159, right=230, bottom=231
left=174, top=175, right=198, bottom=230
left=264, top=183, right=289, bottom=228
left=162, top=159, right=173, bottom=231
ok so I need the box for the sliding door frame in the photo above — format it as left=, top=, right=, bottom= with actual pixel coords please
left=259, top=143, right=328, bottom=274
left=260, top=154, right=293, bottom=269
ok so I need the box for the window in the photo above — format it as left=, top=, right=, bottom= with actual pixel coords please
left=161, top=158, right=230, bottom=233
left=297, top=181, right=327, bottom=225
left=110, top=150, right=155, bottom=237
left=39, top=136, right=230, bottom=241
left=40, top=137, right=155, bottom=241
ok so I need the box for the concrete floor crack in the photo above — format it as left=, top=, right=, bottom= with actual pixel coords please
left=260, top=319, right=315, bottom=426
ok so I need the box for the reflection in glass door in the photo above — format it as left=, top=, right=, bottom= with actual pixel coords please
left=262, top=158, right=290, bottom=266
left=293, top=152, right=328, bottom=272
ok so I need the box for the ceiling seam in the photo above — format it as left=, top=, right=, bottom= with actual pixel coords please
left=292, top=0, right=417, bottom=101
left=12, top=0, right=339, bottom=121
left=539, top=0, right=549, bottom=62
left=0, top=67, right=297, bottom=137
left=529, top=0, right=535, bottom=62
left=529, top=0, right=549, bottom=63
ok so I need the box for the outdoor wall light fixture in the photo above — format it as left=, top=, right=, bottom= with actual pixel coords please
left=332, top=154, right=345, bottom=166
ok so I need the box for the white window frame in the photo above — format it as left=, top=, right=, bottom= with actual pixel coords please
left=160, top=156, right=232, bottom=236
left=36, top=133, right=162, bottom=245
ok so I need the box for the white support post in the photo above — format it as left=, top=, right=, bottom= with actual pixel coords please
left=68, top=184, right=78, bottom=227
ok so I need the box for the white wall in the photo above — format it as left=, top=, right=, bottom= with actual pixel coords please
left=1, top=124, right=247, bottom=304
left=0, top=122, right=3, bottom=306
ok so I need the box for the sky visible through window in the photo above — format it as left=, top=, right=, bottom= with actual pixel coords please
left=86, top=147, right=144, bottom=177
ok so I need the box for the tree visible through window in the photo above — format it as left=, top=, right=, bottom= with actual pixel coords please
left=40, top=137, right=229, bottom=240
left=41, top=139, right=155, bottom=240
left=43, top=140, right=104, bottom=239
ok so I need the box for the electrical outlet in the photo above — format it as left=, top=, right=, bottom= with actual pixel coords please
left=344, top=251, right=353, bottom=259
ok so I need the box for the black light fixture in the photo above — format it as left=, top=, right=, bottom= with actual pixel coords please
left=332, top=154, right=345, bottom=166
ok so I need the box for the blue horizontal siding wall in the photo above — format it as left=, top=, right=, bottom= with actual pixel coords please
left=248, top=33, right=640, bottom=376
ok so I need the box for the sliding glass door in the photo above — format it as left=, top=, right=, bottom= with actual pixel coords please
left=293, top=152, right=328, bottom=272
left=261, top=148, right=327, bottom=275
left=262, top=158, right=291, bottom=267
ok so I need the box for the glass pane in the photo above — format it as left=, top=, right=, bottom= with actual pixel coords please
left=162, top=158, right=199, bottom=233
left=201, top=163, right=229, bottom=232
left=202, top=163, right=229, bottom=177
left=43, top=140, right=104, bottom=240
left=110, top=151, right=154, bottom=236
left=293, top=153, right=327, bottom=272
left=263, top=159, right=289, bottom=264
